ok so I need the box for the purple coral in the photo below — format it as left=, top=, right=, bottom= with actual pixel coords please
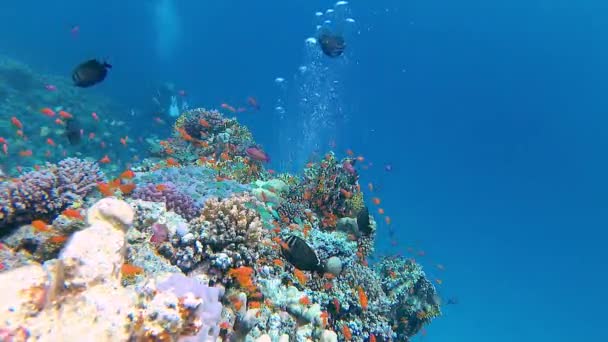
left=0, top=158, right=103, bottom=228
left=156, top=273, right=223, bottom=341
left=132, top=182, right=200, bottom=220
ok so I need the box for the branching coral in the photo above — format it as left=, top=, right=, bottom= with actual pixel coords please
left=0, top=158, right=103, bottom=228
left=172, top=193, right=269, bottom=273
left=132, top=182, right=200, bottom=221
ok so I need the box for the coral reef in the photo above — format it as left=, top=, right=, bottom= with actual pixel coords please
left=0, top=158, right=103, bottom=228
left=0, top=100, right=442, bottom=341
left=0, top=198, right=224, bottom=341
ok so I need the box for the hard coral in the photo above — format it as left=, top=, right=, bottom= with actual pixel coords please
left=132, top=182, right=200, bottom=221
left=176, top=193, right=267, bottom=272
left=0, top=158, right=103, bottom=228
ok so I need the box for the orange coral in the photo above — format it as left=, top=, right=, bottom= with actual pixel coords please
left=228, top=266, right=256, bottom=293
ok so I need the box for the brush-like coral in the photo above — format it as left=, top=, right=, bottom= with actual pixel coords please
left=0, top=158, right=103, bottom=228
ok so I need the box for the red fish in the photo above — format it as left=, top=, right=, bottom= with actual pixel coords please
left=100, top=155, right=111, bottom=163
left=247, top=96, right=260, bottom=110
left=246, top=147, right=270, bottom=163
left=91, top=112, right=99, bottom=121
left=59, top=111, right=73, bottom=119
left=221, top=103, right=237, bottom=113
left=46, top=138, right=56, bottom=147
left=11, top=117, right=22, bottom=129
left=40, top=108, right=55, bottom=117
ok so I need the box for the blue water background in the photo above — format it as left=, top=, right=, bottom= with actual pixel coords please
left=1, top=1, right=606, bottom=341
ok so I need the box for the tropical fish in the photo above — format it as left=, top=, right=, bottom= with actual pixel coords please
left=246, top=146, right=270, bottom=163
left=281, top=235, right=323, bottom=272
left=356, top=207, right=372, bottom=235
left=72, top=59, right=111, bottom=87
left=64, top=118, right=82, bottom=145
left=318, top=33, right=346, bottom=57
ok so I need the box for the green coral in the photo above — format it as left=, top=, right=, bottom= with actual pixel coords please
left=345, top=191, right=364, bottom=217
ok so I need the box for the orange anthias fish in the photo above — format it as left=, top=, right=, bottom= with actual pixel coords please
left=100, top=155, right=111, bottom=163
left=19, top=150, right=33, bottom=157
left=46, top=138, right=56, bottom=147
left=11, top=117, right=23, bottom=129
left=40, top=108, right=55, bottom=117
left=199, top=119, right=211, bottom=128
left=120, top=136, right=128, bottom=146
left=120, top=170, right=135, bottom=179
left=166, top=158, right=179, bottom=167
left=31, top=220, right=51, bottom=232
left=58, top=110, right=73, bottom=119
left=221, top=103, right=237, bottom=113
left=372, top=197, right=381, bottom=205
left=62, top=208, right=83, bottom=220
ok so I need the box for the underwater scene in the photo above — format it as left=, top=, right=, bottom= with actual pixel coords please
left=0, top=1, right=606, bottom=341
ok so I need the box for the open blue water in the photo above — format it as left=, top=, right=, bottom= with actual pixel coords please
left=1, top=1, right=606, bottom=341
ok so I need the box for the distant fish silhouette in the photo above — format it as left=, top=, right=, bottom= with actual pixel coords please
left=64, top=118, right=81, bottom=145
left=319, top=33, right=346, bottom=57
left=72, top=59, right=111, bottom=87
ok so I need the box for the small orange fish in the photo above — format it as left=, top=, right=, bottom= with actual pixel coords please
left=166, top=158, right=179, bottom=167
left=435, top=278, right=443, bottom=285
left=340, top=188, right=352, bottom=199
left=11, top=117, right=23, bottom=129
left=92, top=112, right=99, bottom=121
left=346, top=149, right=354, bottom=156
left=385, top=216, right=391, bottom=225
left=19, top=150, right=32, bottom=157
left=48, top=235, right=68, bottom=244
left=199, top=119, right=211, bottom=128
left=62, top=208, right=83, bottom=220
left=120, top=136, right=128, bottom=146
left=221, top=103, right=237, bottom=113
left=55, top=119, right=65, bottom=125
left=372, top=197, right=381, bottom=205
left=31, top=220, right=51, bottom=232
left=119, top=183, right=136, bottom=194
left=156, top=184, right=167, bottom=191
left=100, top=155, right=111, bottom=163
left=58, top=111, right=73, bottom=119
left=121, top=263, right=144, bottom=276
left=2, top=144, right=8, bottom=155
left=40, top=108, right=55, bottom=117
left=378, top=208, right=384, bottom=215
left=46, top=138, right=55, bottom=147
left=120, top=170, right=135, bottom=179
left=88, top=132, right=95, bottom=140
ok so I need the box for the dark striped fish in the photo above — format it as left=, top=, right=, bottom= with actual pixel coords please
left=281, top=235, right=323, bottom=272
